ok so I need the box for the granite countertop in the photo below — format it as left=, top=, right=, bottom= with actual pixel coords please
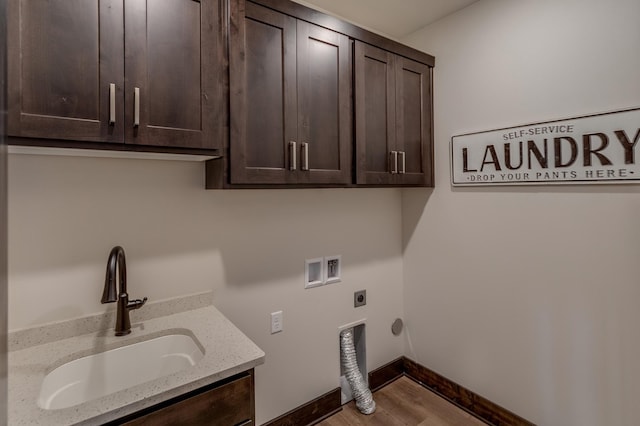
left=8, top=294, right=265, bottom=425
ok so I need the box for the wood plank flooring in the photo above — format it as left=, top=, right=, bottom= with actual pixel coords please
left=317, top=376, right=488, bottom=426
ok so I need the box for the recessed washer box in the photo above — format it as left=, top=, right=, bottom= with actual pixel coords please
left=325, top=255, right=341, bottom=284
left=305, top=258, right=324, bottom=288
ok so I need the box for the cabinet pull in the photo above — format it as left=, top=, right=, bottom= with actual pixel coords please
left=390, top=151, right=398, bottom=174
left=235, top=421, right=252, bottom=426
left=109, top=83, right=116, bottom=125
left=399, top=151, right=406, bottom=174
left=301, top=142, right=309, bottom=171
left=133, top=87, right=140, bottom=128
left=289, top=141, right=297, bottom=171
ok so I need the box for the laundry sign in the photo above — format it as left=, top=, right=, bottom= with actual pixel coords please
left=450, top=107, right=640, bottom=186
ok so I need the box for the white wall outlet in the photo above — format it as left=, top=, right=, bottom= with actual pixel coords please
left=325, top=255, right=341, bottom=284
left=305, top=258, right=324, bottom=288
left=271, top=311, right=283, bottom=334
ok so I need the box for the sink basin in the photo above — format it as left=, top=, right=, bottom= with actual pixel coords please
left=38, top=333, right=205, bottom=410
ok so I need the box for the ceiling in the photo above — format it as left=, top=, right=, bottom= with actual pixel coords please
left=298, top=0, right=480, bottom=39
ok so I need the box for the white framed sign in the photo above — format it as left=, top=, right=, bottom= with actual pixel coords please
left=450, top=107, right=640, bottom=186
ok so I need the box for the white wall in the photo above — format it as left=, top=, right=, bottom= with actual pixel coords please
left=402, top=1, right=640, bottom=425
left=7, top=154, right=405, bottom=424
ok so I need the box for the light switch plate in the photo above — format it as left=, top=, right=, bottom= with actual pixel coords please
left=271, top=311, right=283, bottom=334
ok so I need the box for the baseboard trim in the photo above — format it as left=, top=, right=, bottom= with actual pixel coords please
left=368, top=357, right=405, bottom=392
left=264, top=357, right=534, bottom=426
left=262, top=387, right=342, bottom=426
left=368, top=357, right=535, bottom=426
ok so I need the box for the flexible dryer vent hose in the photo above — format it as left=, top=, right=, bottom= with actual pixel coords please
left=340, top=328, right=376, bottom=415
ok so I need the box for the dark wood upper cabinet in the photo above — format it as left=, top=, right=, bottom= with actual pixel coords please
left=124, top=0, right=222, bottom=149
left=7, top=0, right=223, bottom=151
left=9, top=0, right=433, bottom=187
left=7, top=0, right=125, bottom=143
left=228, top=0, right=351, bottom=185
left=229, top=0, right=297, bottom=184
left=355, top=41, right=433, bottom=186
left=296, top=20, right=351, bottom=185
left=355, top=42, right=396, bottom=185
left=395, top=55, right=432, bottom=186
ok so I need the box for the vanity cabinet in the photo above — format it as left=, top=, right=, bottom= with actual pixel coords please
left=7, top=0, right=223, bottom=151
left=226, top=0, right=352, bottom=186
left=354, top=41, right=433, bottom=186
left=116, top=370, right=254, bottom=426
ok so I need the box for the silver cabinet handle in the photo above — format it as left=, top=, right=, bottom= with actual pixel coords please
left=133, top=87, right=140, bottom=127
left=109, top=83, right=116, bottom=125
left=399, top=151, right=406, bottom=174
left=390, top=151, right=398, bottom=174
left=301, top=142, right=309, bottom=171
left=289, top=141, right=297, bottom=171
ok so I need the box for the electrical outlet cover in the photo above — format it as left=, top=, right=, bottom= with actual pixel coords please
left=354, top=290, right=366, bottom=307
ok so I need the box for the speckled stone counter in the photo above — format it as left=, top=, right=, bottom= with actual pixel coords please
left=8, top=294, right=265, bottom=425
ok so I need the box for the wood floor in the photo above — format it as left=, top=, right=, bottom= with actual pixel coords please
left=317, top=376, right=488, bottom=426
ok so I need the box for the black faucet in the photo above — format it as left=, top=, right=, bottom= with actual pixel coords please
left=101, top=246, right=147, bottom=336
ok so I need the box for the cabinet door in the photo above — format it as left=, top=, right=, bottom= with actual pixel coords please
left=296, top=21, right=351, bottom=185
left=121, top=373, right=253, bottom=426
left=354, top=41, right=396, bottom=185
left=229, top=0, right=297, bottom=184
left=125, top=0, right=222, bottom=150
left=7, top=0, right=124, bottom=142
left=395, top=56, right=433, bottom=186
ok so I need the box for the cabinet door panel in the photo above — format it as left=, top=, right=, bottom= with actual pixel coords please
left=7, top=0, right=124, bottom=142
left=230, top=0, right=297, bottom=184
left=122, top=374, right=253, bottom=426
left=147, top=0, right=201, bottom=131
left=245, top=17, right=286, bottom=169
left=396, top=56, right=432, bottom=186
left=305, top=36, right=339, bottom=171
left=297, top=21, right=351, bottom=184
left=126, top=0, right=221, bottom=149
left=354, top=41, right=396, bottom=185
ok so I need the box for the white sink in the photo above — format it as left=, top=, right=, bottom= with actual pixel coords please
left=38, top=333, right=205, bottom=410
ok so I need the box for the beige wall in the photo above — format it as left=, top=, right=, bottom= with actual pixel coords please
left=401, top=0, right=640, bottom=425
left=7, top=154, right=406, bottom=424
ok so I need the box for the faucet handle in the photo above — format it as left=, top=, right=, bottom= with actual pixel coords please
left=128, top=297, right=148, bottom=310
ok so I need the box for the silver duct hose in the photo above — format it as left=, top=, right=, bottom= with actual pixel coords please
left=340, top=328, right=376, bottom=415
